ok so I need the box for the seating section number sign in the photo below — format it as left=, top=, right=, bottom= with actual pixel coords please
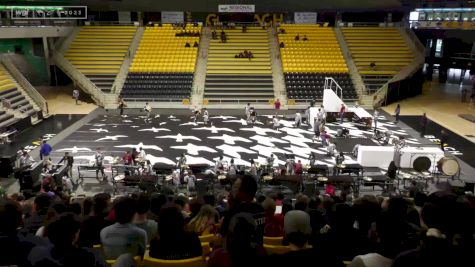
left=161, top=11, right=185, bottom=24
left=294, top=12, right=318, bottom=24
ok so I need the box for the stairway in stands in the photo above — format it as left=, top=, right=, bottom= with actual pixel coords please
left=278, top=25, right=357, bottom=103
left=204, top=26, right=274, bottom=103
left=341, top=27, right=415, bottom=93
left=65, top=26, right=137, bottom=93
left=0, top=64, right=40, bottom=128
left=121, top=24, right=201, bottom=103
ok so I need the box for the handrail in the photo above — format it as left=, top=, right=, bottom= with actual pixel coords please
left=324, top=77, right=343, bottom=99
left=0, top=56, right=49, bottom=115
left=52, top=50, right=106, bottom=106
left=55, top=26, right=81, bottom=54
left=405, top=28, right=426, bottom=55
left=111, top=27, right=144, bottom=95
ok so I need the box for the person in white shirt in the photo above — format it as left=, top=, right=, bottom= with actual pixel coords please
left=294, top=111, right=302, bottom=127
left=137, top=147, right=146, bottom=167
left=244, top=103, right=251, bottom=121
left=272, top=116, right=279, bottom=130
left=203, top=108, right=209, bottom=125
left=326, top=141, right=337, bottom=156
left=373, top=110, right=379, bottom=132
left=304, top=106, right=310, bottom=124
left=320, top=105, right=327, bottom=124
left=215, top=155, right=225, bottom=173
left=183, top=170, right=196, bottom=192
left=144, top=102, right=152, bottom=122
left=19, top=150, right=34, bottom=168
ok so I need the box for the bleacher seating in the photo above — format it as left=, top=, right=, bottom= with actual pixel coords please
left=65, top=26, right=137, bottom=92
left=278, top=24, right=357, bottom=102
left=0, top=64, right=37, bottom=124
left=121, top=24, right=201, bottom=101
left=341, top=27, right=414, bottom=92
left=204, top=27, right=274, bottom=103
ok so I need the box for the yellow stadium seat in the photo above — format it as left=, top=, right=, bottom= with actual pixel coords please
left=263, top=236, right=284, bottom=246
left=142, top=252, right=204, bottom=267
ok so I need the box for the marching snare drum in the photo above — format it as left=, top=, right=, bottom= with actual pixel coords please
left=413, top=156, right=431, bottom=172
left=437, top=157, right=460, bottom=176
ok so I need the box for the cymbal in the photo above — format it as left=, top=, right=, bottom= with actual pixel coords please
left=263, top=175, right=273, bottom=181
left=318, top=177, right=328, bottom=182
left=363, top=176, right=373, bottom=182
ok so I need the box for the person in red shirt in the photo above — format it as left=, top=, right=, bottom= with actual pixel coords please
left=274, top=99, right=281, bottom=111
left=294, top=160, right=303, bottom=175
left=262, top=197, right=285, bottom=238
left=339, top=103, right=346, bottom=124
left=122, top=151, right=132, bottom=165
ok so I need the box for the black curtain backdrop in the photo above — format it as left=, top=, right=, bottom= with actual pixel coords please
left=385, top=68, right=424, bottom=106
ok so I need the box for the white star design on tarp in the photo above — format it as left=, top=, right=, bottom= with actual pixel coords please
left=207, top=134, right=252, bottom=145
left=223, top=118, right=249, bottom=126
left=91, top=123, right=106, bottom=127
left=282, top=145, right=323, bottom=158
left=259, top=115, right=286, bottom=119
left=57, top=146, right=92, bottom=153
left=131, top=126, right=139, bottom=128
left=277, top=119, right=297, bottom=128
left=123, top=120, right=133, bottom=123
left=180, top=122, right=199, bottom=126
left=95, top=135, right=128, bottom=141
left=171, top=143, right=217, bottom=155
left=250, top=135, right=288, bottom=147
left=281, top=135, right=313, bottom=148
left=216, top=144, right=256, bottom=158
left=171, top=119, right=181, bottom=122
left=159, top=122, right=167, bottom=125
left=184, top=155, right=215, bottom=166
left=240, top=126, right=280, bottom=136
left=115, top=142, right=162, bottom=151
left=155, top=133, right=202, bottom=142
left=138, top=127, right=171, bottom=133
left=146, top=154, right=176, bottom=166
left=168, top=115, right=175, bottom=118
left=43, top=134, right=56, bottom=139
left=210, top=115, right=237, bottom=120
left=90, top=128, right=109, bottom=133
left=279, top=127, right=313, bottom=138
left=192, top=126, right=235, bottom=134
left=249, top=145, right=289, bottom=157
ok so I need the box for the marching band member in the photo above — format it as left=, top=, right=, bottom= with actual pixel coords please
left=249, top=159, right=258, bottom=177
left=285, top=159, right=294, bottom=175
left=244, top=103, right=251, bottom=121
left=144, top=102, right=152, bottom=122
left=137, top=147, right=147, bottom=167
left=184, top=170, right=196, bottom=192
left=215, top=155, right=225, bottom=173
left=294, top=111, right=302, bottom=127
left=326, top=141, right=337, bottom=157
left=249, top=108, right=257, bottom=123
left=203, top=108, right=209, bottom=125
left=333, top=152, right=345, bottom=175
left=272, top=116, right=279, bottom=130
left=95, top=147, right=106, bottom=181
left=308, top=152, right=316, bottom=167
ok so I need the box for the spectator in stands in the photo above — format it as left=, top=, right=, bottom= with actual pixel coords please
left=274, top=99, right=281, bottom=111
left=185, top=42, right=191, bottom=47
left=134, top=194, right=158, bottom=242
left=149, top=193, right=168, bottom=222
left=295, top=34, right=300, bottom=41
left=220, top=175, right=265, bottom=244
left=193, top=41, right=199, bottom=47
left=58, top=152, right=74, bottom=178
left=79, top=193, right=112, bottom=248
left=100, top=196, right=147, bottom=259
left=262, top=197, right=284, bottom=237
left=208, top=213, right=266, bottom=267
left=27, top=213, right=106, bottom=267
left=279, top=28, right=286, bottom=34
left=187, top=204, right=218, bottom=236
left=24, top=193, right=51, bottom=234
left=302, top=35, right=308, bottom=41
left=212, top=30, right=217, bottom=40
left=370, top=62, right=376, bottom=69
left=339, top=103, right=346, bottom=123
left=149, top=203, right=202, bottom=260
left=73, top=89, right=79, bottom=105
left=394, top=103, right=401, bottom=123
left=279, top=42, right=285, bottom=48
left=242, top=24, right=247, bottom=33
left=221, top=30, right=226, bottom=43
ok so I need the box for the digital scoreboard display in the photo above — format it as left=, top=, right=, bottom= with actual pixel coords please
left=10, top=6, right=87, bottom=20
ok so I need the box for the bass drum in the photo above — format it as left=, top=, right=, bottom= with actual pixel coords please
left=437, top=157, right=460, bottom=176
left=413, top=156, right=431, bottom=172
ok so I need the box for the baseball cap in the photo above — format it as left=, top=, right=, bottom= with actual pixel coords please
left=284, top=210, right=312, bottom=235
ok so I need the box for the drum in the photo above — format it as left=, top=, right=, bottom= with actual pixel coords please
left=263, top=175, right=273, bottom=181
left=363, top=176, right=373, bottom=182
left=218, top=175, right=227, bottom=180
left=165, top=175, right=173, bottom=181
left=317, top=177, right=328, bottom=182
left=413, top=156, right=431, bottom=172
left=437, top=157, right=460, bottom=176
left=114, top=175, right=125, bottom=182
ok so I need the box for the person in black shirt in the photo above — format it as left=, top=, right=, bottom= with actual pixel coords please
left=220, top=175, right=265, bottom=245
left=440, top=129, right=449, bottom=152
left=149, top=203, right=202, bottom=260
left=58, top=152, right=74, bottom=178
left=420, top=113, right=428, bottom=137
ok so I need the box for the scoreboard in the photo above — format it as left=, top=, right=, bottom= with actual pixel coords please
left=10, top=6, right=87, bottom=20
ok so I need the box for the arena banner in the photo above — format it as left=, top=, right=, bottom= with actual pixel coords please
left=294, top=12, right=317, bottom=24
left=161, top=11, right=184, bottom=24
left=218, top=4, right=255, bottom=13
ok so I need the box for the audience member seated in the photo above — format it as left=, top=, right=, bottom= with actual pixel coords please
left=24, top=193, right=51, bottom=234
left=279, top=42, right=285, bottom=48
left=100, top=196, right=147, bottom=259
left=79, top=193, right=113, bottom=248
left=27, top=213, right=106, bottom=267
left=193, top=41, right=199, bottom=47
left=134, top=193, right=158, bottom=242
left=302, top=35, right=308, bottom=41
left=187, top=204, right=218, bottom=236
left=207, top=213, right=267, bottom=267
left=149, top=203, right=202, bottom=260
left=212, top=30, right=217, bottom=40
left=262, top=197, right=284, bottom=237
left=295, top=34, right=300, bottom=41
left=269, top=210, right=344, bottom=267
left=185, top=42, right=191, bottom=47
left=220, top=175, right=266, bottom=244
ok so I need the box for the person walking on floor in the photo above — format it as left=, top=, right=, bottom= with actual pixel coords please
left=440, top=129, right=449, bottom=152
left=73, top=89, right=79, bottom=105
left=118, top=96, right=126, bottom=117
left=420, top=113, right=428, bottom=138
left=394, top=104, right=401, bottom=123
left=245, top=103, right=251, bottom=121
left=40, top=140, right=52, bottom=170
left=339, top=103, right=346, bottom=124
left=274, top=99, right=281, bottom=112
left=373, top=109, right=379, bottom=132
